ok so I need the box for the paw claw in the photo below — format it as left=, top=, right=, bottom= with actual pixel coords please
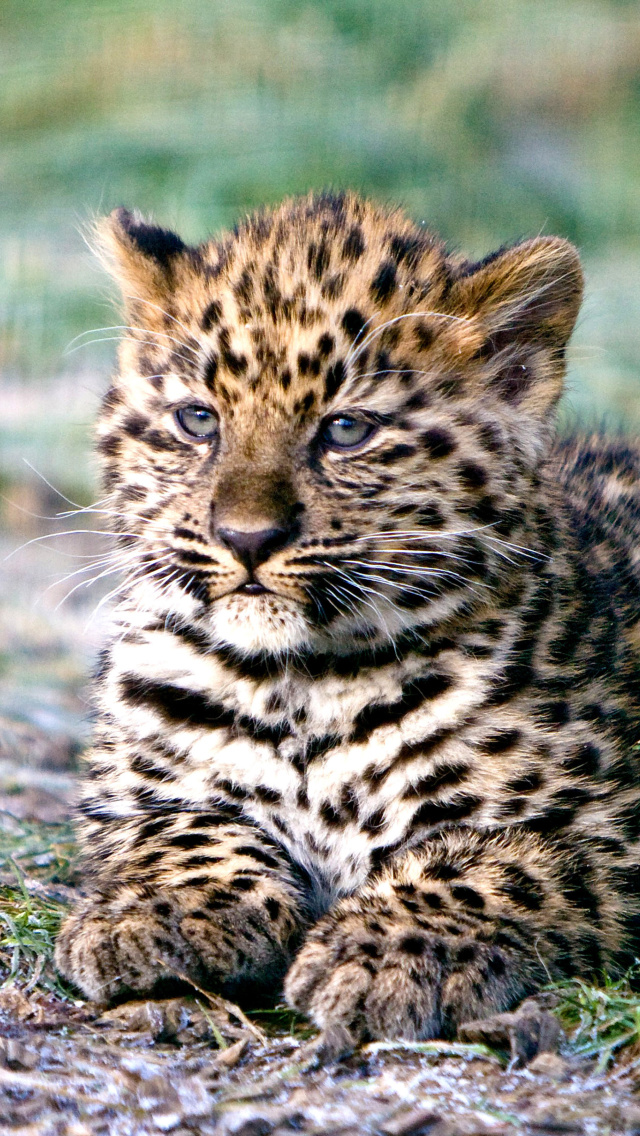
left=298, top=1022, right=356, bottom=1067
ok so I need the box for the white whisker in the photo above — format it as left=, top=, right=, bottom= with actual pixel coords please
left=84, top=560, right=175, bottom=630
left=123, top=293, right=205, bottom=348
left=20, top=460, right=98, bottom=512
left=64, top=324, right=200, bottom=360
left=4, top=529, right=143, bottom=563
left=327, top=562, right=395, bottom=625
left=356, top=525, right=496, bottom=541
left=350, top=563, right=492, bottom=593
left=345, top=548, right=471, bottom=563
left=53, top=551, right=164, bottom=613
left=64, top=335, right=197, bottom=371
left=347, top=309, right=475, bottom=369
left=40, top=551, right=140, bottom=595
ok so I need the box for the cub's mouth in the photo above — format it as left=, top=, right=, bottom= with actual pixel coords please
left=209, top=588, right=312, bottom=653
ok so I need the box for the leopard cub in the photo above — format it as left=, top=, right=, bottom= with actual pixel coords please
left=56, top=192, right=640, bottom=1048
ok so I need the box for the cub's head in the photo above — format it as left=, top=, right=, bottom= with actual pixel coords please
left=95, top=192, right=582, bottom=656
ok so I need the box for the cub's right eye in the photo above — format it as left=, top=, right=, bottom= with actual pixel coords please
left=175, top=406, right=218, bottom=439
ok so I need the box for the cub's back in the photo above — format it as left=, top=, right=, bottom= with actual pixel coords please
left=547, top=433, right=640, bottom=737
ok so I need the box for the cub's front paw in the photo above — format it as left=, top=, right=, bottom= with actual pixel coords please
left=55, top=887, right=242, bottom=1002
left=285, top=895, right=533, bottom=1044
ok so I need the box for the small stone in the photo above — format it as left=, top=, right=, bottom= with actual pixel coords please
left=528, top=1118, right=583, bottom=1133
left=0, top=1038, right=39, bottom=1069
left=232, top=1121, right=274, bottom=1136
left=152, top=1110, right=182, bottom=1131
left=618, top=1106, right=640, bottom=1136
left=212, top=1038, right=249, bottom=1070
left=527, top=1052, right=571, bottom=1080
left=0, top=985, right=39, bottom=1022
left=377, top=1107, right=444, bottom=1135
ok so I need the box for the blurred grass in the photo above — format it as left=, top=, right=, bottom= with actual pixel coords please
left=0, top=815, right=78, bottom=994
left=1, top=0, right=640, bottom=489
left=0, top=880, right=71, bottom=994
left=552, top=968, right=640, bottom=1069
left=0, top=815, right=77, bottom=884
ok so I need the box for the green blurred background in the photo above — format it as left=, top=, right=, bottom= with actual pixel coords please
left=2, top=0, right=640, bottom=497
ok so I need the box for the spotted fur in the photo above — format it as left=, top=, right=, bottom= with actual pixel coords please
left=55, top=193, right=640, bottom=1044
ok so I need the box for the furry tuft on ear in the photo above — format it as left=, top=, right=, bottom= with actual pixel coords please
left=94, top=208, right=190, bottom=309
left=113, top=208, right=187, bottom=267
left=447, top=236, right=583, bottom=424
left=451, top=236, right=583, bottom=352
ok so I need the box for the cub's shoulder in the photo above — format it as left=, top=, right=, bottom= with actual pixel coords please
left=551, top=431, right=640, bottom=496
left=549, top=430, right=640, bottom=549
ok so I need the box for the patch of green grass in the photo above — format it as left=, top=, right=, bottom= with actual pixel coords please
left=0, top=815, right=78, bottom=994
left=551, top=968, right=640, bottom=1068
left=0, top=873, right=72, bottom=995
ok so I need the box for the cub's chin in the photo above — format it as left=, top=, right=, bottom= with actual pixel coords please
left=208, top=591, right=312, bottom=655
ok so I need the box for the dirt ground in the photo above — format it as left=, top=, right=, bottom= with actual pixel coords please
left=2, top=483, right=640, bottom=1135
left=2, top=985, right=640, bottom=1136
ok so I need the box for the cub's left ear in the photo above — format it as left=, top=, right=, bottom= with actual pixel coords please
left=95, top=208, right=192, bottom=314
left=451, top=236, right=583, bottom=355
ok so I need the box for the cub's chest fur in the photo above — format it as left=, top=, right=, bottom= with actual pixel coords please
left=102, top=615, right=500, bottom=902
left=55, top=192, right=640, bottom=1046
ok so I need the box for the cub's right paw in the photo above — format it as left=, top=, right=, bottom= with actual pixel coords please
left=54, top=888, right=238, bottom=1002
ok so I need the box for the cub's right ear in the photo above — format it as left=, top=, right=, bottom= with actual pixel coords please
left=95, top=207, right=190, bottom=309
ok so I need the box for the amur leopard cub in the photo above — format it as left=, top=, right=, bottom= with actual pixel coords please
left=56, top=192, right=640, bottom=1047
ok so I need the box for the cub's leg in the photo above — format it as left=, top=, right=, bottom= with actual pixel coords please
left=55, top=811, right=307, bottom=1002
left=286, top=827, right=618, bottom=1045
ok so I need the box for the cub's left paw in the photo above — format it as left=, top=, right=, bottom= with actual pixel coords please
left=284, top=894, right=533, bottom=1044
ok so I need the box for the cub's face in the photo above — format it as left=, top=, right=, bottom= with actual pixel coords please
left=96, top=193, right=582, bottom=655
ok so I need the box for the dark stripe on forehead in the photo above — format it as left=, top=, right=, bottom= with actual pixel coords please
left=342, top=226, right=365, bottom=261
left=233, top=269, right=254, bottom=304
left=422, top=428, right=456, bottom=459
left=293, top=390, right=316, bottom=415
left=325, top=359, right=346, bottom=401
left=201, top=300, right=222, bottom=330
left=414, top=322, right=436, bottom=351
left=308, top=240, right=330, bottom=280
left=218, top=328, right=247, bottom=375
left=221, top=347, right=247, bottom=376
left=203, top=354, right=218, bottom=389
left=322, top=273, right=345, bottom=300
left=317, top=333, right=335, bottom=358
left=388, top=233, right=425, bottom=268
left=371, top=260, right=397, bottom=303
left=341, top=308, right=367, bottom=341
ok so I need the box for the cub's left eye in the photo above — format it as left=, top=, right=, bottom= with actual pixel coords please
left=175, top=406, right=218, bottom=439
left=321, top=415, right=376, bottom=450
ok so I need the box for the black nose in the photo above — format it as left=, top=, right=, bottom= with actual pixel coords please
left=217, top=526, right=290, bottom=574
